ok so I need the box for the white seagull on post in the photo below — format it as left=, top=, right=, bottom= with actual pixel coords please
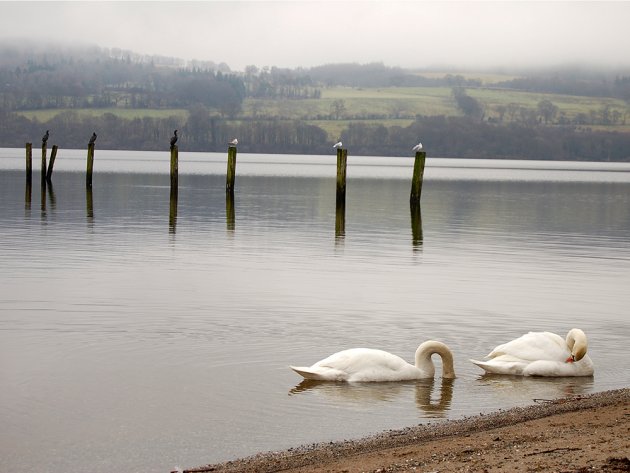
left=333, top=141, right=343, bottom=149
left=229, top=138, right=238, bottom=147
left=412, top=142, right=423, bottom=151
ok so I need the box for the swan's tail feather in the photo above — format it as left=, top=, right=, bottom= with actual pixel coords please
left=470, top=358, right=526, bottom=375
left=290, top=366, right=328, bottom=380
left=470, top=358, right=509, bottom=374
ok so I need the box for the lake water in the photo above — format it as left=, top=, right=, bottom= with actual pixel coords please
left=1, top=148, right=629, bottom=473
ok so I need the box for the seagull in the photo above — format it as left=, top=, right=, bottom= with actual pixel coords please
left=170, top=130, right=178, bottom=147
left=89, top=132, right=97, bottom=145
left=42, top=130, right=49, bottom=145
left=229, top=138, right=238, bottom=147
left=412, top=142, right=423, bottom=151
left=333, top=141, right=343, bottom=148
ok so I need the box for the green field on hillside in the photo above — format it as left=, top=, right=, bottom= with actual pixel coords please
left=17, top=85, right=629, bottom=141
left=17, top=108, right=188, bottom=121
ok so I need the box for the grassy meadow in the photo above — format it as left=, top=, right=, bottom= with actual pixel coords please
left=16, top=82, right=630, bottom=140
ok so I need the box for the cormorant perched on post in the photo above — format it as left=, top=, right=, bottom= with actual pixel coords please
left=170, top=130, right=178, bottom=148
left=42, top=130, right=49, bottom=145
left=89, top=132, right=97, bottom=145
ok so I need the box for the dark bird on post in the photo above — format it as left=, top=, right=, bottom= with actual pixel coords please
left=89, top=132, right=97, bottom=145
left=42, top=130, right=49, bottom=145
left=170, top=130, right=178, bottom=148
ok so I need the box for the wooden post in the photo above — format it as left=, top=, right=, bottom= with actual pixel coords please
left=86, top=142, right=95, bottom=188
left=25, top=180, right=32, bottom=211
left=335, top=199, right=345, bottom=240
left=226, top=193, right=235, bottom=233
left=226, top=145, right=237, bottom=194
left=86, top=186, right=94, bottom=221
left=46, top=145, right=58, bottom=182
left=25, top=143, right=33, bottom=184
left=169, top=189, right=177, bottom=234
left=41, top=143, right=47, bottom=184
left=410, top=201, right=423, bottom=249
left=336, top=148, right=347, bottom=203
left=410, top=150, right=426, bottom=204
left=170, top=144, right=178, bottom=193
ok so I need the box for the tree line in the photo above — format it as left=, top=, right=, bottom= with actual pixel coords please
left=1, top=40, right=629, bottom=161
left=2, top=107, right=628, bottom=161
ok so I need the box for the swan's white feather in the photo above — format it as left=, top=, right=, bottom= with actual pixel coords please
left=291, top=344, right=454, bottom=382
left=471, top=330, right=594, bottom=377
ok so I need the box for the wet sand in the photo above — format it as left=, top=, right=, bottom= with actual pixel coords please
left=183, top=388, right=629, bottom=473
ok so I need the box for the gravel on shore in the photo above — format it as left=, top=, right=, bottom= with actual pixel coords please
left=182, top=387, right=629, bottom=473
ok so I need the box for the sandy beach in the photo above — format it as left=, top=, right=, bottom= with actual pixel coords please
left=183, top=387, right=629, bottom=473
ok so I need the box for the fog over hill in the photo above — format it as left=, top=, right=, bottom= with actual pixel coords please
left=0, top=2, right=629, bottom=71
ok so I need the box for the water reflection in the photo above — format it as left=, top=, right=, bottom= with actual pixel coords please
left=410, top=202, right=423, bottom=250
left=226, top=192, right=235, bottom=234
left=289, top=378, right=453, bottom=417
left=47, top=180, right=57, bottom=209
left=25, top=179, right=32, bottom=211
left=86, top=186, right=94, bottom=223
left=476, top=374, right=595, bottom=400
left=335, top=199, right=345, bottom=242
left=40, top=180, right=46, bottom=217
left=169, top=188, right=178, bottom=234
left=415, top=378, right=453, bottom=417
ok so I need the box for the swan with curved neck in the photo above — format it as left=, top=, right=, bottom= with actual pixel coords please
left=290, top=341, right=456, bottom=382
left=470, top=328, right=594, bottom=377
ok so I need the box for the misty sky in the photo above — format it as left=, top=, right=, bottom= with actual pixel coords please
left=1, top=1, right=629, bottom=71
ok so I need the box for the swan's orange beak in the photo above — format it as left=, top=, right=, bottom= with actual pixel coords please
left=565, top=355, right=575, bottom=363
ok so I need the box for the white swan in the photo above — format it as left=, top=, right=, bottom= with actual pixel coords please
left=290, top=341, right=456, bottom=382
left=470, top=328, right=594, bottom=377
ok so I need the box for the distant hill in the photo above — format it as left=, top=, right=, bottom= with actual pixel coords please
left=1, top=40, right=629, bottom=161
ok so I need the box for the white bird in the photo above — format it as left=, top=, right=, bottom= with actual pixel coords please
left=412, top=142, right=423, bottom=151
left=470, top=328, right=594, bottom=377
left=290, top=341, right=456, bottom=382
left=229, top=138, right=238, bottom=147
left=333, top=141, right=343, bottom=148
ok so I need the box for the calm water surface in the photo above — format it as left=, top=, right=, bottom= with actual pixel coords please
left=1, top=148, right=629, bottom=473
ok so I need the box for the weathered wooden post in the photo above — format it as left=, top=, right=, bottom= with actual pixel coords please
left=170, top=144, right=178, bottom=194
left=410, top=150, right=426, bottom=204
left=41, top=142, right=47, bottom=185
left=336, top=147, right=347, bottom=203
left=169, top=190, right=177, bottom=234
left=410, top=201, right=423, bottom=249
left=226, top=144, right=237, bottom=194
left=25, top=143, right=32, bottom=184
left=335, top=199, right=345, bottom=240
left=86, top=186, right=94, bottom=221
left=86, top=142, right=95, bottom=188
left=226, top=193, right=235, bottom=233
left=46, top=145, right=58, bottom=182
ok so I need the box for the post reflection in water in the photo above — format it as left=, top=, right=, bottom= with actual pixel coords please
left=25, top=179, right=32, bottom=212
left=169, top=188, right=178, bottom=234
left=289, top=378, right=453, bottom=418
left=47, top=180, right=56, bottom=210
left=86, top=186, right=94, bottom=224
left=335, top=199, right=345, bottom=242
left=40, top=180, right=46, bottom=219
left=226, top=192, right=235, bottom=234
left=410, top=202, right=423, bottom=250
